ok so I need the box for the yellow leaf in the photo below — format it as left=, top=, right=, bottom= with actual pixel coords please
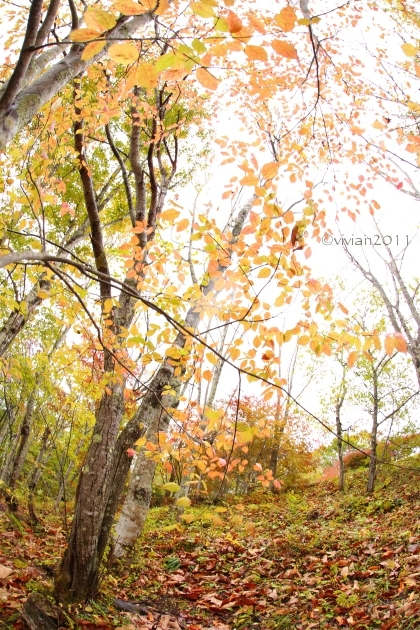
left=196, top=67, right=220, bottom=90
left=81, top=40, right=107, bottom=60
left=134, top=62, right=159, bottom=89
left=236, top=422, right=253, bottom=445
left=401, top=43, right=418, bottom=57
left=176, top=218, right=190, bottom=232
left=348, top=351, right=357, bottom=368
left=244, top=45, right=268, bottom=61
left=272, top=39, right=298, bottom=60
left=113, top=0, right=149, bottom=14
left=244, top=521, right=256, bottom=537
left=37, top=290, right=49, bottom=299
left=257, top=267, right=271, bottom=278
left=180, top=513, right=195, bottom=523
left=84, top=8, right=116, bottom=31
left=261, top=162, right=279, bottom=179
left=212, top=514, right=224, bottom=527
left=214, top=506, right=227, bottom=513
left=275, top=6, right=297, bottom=32
left=162, top=523, right=181, bottom=532
left=206, top=352, right=218, bottom=365
left=407, top=101, right=420, bottom=113
left=161, top=482, right=180, bottom=492
left=176, top=496, right=191, bottom=508
left=69, top=28, right=102, bottom=42
left=160, top=208, right=181, bottom=221
left=191, top=2, right=215, bottom=18
left=109, top=43, right=138, bottom=64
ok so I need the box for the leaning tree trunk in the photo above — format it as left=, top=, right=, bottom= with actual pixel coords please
left=113, top=377, right=178, bottom=557
left=367, top=375, right=379, bottom=493
left=112, top=199, right=253, bottom=557
left=28, top=426, right=51, bottom=523
left=0, top=279, right=50, bottom=357
left=7, top=390, right=36, bottom=510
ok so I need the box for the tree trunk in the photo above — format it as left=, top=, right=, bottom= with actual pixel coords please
left=0, top=13, right=154, bottom=150
left=367, top=375, right=379, bottom=493
left=96, top=365, right=172, bottom=564
left=0, top=279, right=50, bottom=357
left=112, top=367, right=179, bottom=557
left=9, top=391, right=36, bottom=489
left=28, top=427, right=51, bottom=523
left=336, top=412, right=345, bottom=492
left=55, top=382, right=127, bottom=603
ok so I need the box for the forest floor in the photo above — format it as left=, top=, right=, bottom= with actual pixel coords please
left=1, top=461, right=420, bottom=630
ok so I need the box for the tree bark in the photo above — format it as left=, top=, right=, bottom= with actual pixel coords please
left=28, top=427, right=51, bottom=523
left=367, top=373, right=379, bottom=493
left=0, top=13, right=154, bottom=149
left=113, top=370, right=178, bottom=556
left=0, top=278, right=50, bottom=357
left=8, top=393, right=35, bottom=487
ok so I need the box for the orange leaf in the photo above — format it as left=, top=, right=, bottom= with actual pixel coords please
left=393, top=333, right=407, bottom=353
left=244, top=45, right=268, bottom=61
left=271, top=39, right=298, bottom=60
left=81, top=40, right=107, bottom=60
left=275, top=6, right=297, bottom=32
left=348, top=351, right=357, bottom=368
left=203, top=369, right=213, bottom=381
left=226, top=10, right=242, bottom=33
left=155, top=0, right=169, bottom=15
left=282, top=210, right=294, bottom=224
left=69, top=28, right=102, bottom=42
left=384, top=335, right=394, bottom=356
left=196, top=67, right=220, bottom=90
left=248, top=14, right=266, bottom=34
left=261, top=162, right=279, bottom=179
left=176, top=218, right=190, bottom=232
left=298, top=335, right=310, bottom=346
left=240, top=174, right=258, bottom=186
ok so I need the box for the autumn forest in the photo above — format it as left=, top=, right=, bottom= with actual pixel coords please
left=0, top=0, right=420, bottom=628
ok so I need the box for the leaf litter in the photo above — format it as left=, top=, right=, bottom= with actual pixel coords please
left=1, top=465, right=420, bottom=629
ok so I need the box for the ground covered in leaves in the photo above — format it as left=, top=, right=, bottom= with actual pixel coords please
left=1, top=462, right=420, bottom=629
